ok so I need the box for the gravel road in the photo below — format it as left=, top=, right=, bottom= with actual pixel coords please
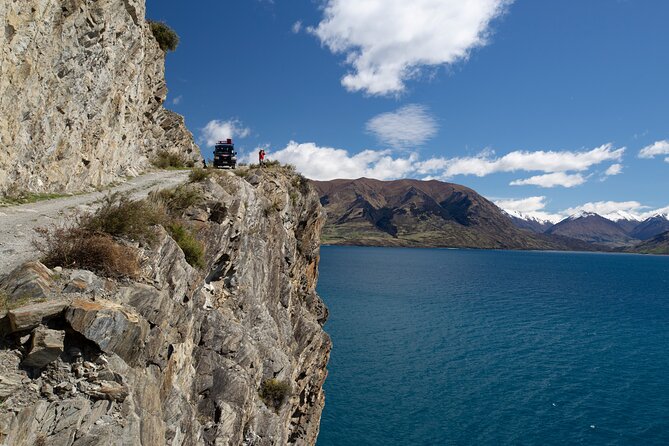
left=0, top=170, right=190, bottom=276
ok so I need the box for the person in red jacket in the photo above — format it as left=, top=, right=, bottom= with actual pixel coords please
left=259, top=149, right=266, bottom=167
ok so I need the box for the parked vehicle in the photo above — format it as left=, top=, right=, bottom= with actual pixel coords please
left=213, top=139, right=237, bottom=169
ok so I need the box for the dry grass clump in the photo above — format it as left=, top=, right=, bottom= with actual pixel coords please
left=35, top=226, right=140, bottom=278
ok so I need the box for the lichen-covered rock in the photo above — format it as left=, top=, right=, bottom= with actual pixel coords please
left=0, top=169, right=330, bottom=445
left=0, top=0, right=201, bottom=196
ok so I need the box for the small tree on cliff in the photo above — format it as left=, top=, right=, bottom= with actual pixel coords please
left=149, top=21, right=179, bottom=52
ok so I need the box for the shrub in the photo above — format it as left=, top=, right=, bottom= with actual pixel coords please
left=82, top=193, right=166, bottom=244
left=149, top=21, right=179, bottom=52
left=34, top=226, right=140, bottom=278
left=167, top=223, right=205, bottom=268
left=151, top=185, right=204, bottom=216
left=259, top=379, right=290, bottom=410
left=152, top=150, right=192, bottom=169
left=189, top=168, right=211, bottom=183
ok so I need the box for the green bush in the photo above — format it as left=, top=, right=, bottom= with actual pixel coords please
left=167, top=223, right=205, bottom=268
left=259, top=379, right=290, bottom=410
left=82, top=193, right=166, bottom=244
left=149, top=21, right=179, bottom=52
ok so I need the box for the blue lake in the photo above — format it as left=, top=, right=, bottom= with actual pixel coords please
left=316, top=246, right=669, bottom=445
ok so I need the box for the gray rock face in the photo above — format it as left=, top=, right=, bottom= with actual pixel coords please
left=22, top=325, right=65, bottom=368
left=0, top=0, right=201, bottom=196
left=0, top=170, right=331, bottom=445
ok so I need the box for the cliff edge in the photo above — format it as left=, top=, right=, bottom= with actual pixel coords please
left=0, top=0, right=201, bottom=195
left=0, top=168, right=331, bottom=445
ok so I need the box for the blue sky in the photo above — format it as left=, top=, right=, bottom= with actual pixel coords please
left=146, top=0, right=669, bottom=221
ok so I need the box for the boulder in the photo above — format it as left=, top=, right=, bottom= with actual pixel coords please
left=7, top=300, right=69, bottom=333
left=63, top=270, right=103, bottom=294
left=22, top=326, right=65, bottom=368
left=65, top=299, right=149, bottom=365
left=1, top=262, right=54, bottom=300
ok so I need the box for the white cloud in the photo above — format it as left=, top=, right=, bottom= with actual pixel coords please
left=365, top=104, right=438, bottom=149
left=171, top=95, right=183, bottom=105
left=200, top=119, right=251, bottom=147
left=604, top=163, right=623, bottom=176
left=494, top=196, right=547, bottom=213
left=562, top=201, right=643, bottom=218
left=310, top=0, right=512, bottom=95
left=510, top=172, right=586, bottom=188
left=639, top=140, right=669, bottom=159
left=492, top=197, right=563, bottom=223
left=262, top=141, right=417, bottom=181
left=416, top=143, right=624, bottom=179
left=262, top=141, right=622, bottom=187
left=292, top=21, right=302, bottom=34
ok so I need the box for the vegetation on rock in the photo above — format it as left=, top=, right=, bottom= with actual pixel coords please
left=260, top=379, right=291, bottom=410
left=189, top=168, right=212, bottom=183
left=35, top=186, right=210, bottom=274
left=167, top=223, right=205, bottom=268
left=149, top=21, right=180, bottom=52
left=82, top=193, right=166, bottom=244
left=152, top=150, right=193, bottom=169
left=152, top=184, right=204, bottom=215
left=34, top=226, right=141, bottom=278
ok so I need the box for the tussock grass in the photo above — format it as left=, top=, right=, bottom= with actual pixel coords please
left=35, top=226, right=141, bottom=278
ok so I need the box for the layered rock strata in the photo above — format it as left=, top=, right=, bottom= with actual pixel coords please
left=0, top=0, right=201, bottom=195
left=0, top=169, right=330, bottom=445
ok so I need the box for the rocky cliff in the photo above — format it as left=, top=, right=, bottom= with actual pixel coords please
left=0, top=0, right=200, bottom=196
left=0, top=168, right=331, bottom=445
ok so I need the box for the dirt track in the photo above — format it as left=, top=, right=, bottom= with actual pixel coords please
left=0, top=170, right=189, bottom=276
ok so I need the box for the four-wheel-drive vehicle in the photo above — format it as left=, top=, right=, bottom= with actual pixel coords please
left=213, top=139, right=237, bottom=169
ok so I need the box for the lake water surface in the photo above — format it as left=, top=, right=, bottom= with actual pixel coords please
left=316, top=246, right=669, bottom=445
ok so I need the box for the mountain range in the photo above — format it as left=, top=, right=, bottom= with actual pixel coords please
left=312, top=178, right=598, bottom=251
left=312, top=178, right=669, bottom=254
left=508, top=209, right=669, bottom=249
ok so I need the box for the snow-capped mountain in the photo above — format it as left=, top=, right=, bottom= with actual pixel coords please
left=501, top=204, right=669, bottom=244
left=631, top=214, right=669, bottom=240
left=503, top=209, right=559, bottom=233
left=601, top=210, right=642, bottom=233
left=602, top=210, right=642, bottom=222
left=546, top=212, right=635, bottom=246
